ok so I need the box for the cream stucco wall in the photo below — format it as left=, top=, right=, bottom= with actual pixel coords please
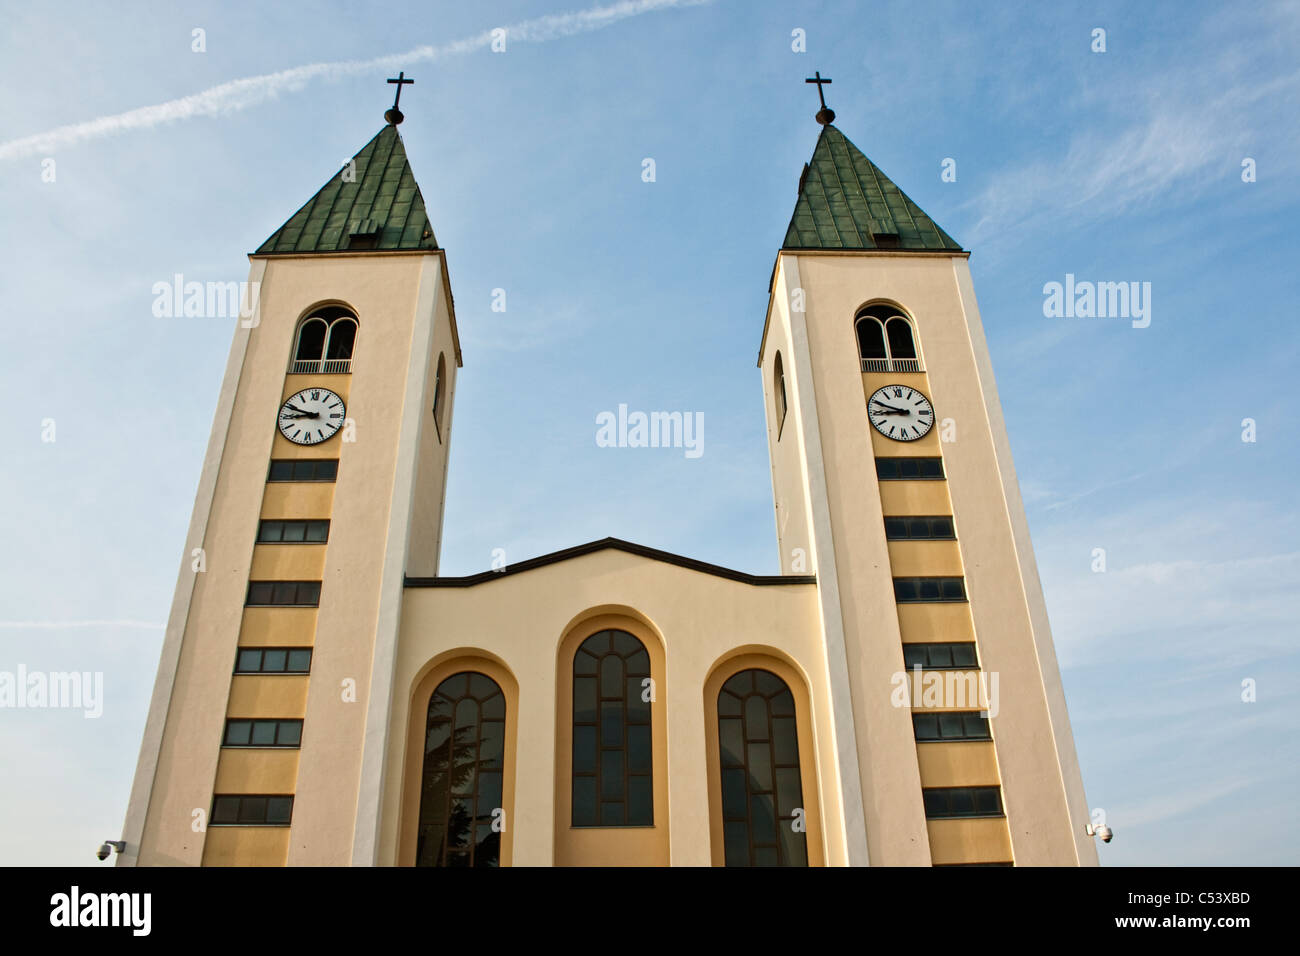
left=760, top=260, right=871, bottom=866
left=379, top=548, right=833, bottom=866
left=126, top=251, right=457, bottom=866
left=124, top=201, right=1092, bottom=867
left=758, top=249, right=1094, bottom=866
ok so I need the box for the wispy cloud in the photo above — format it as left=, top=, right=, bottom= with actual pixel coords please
left=1042, top=470, right=1149, bottom=513
left=1114, top=777, right=1252, bottom=830
left=1046, top=528, right=1300, bottom=670
left=0, top=0, right=710, bottom=162
left=962, top=7, right=1300, bottom=248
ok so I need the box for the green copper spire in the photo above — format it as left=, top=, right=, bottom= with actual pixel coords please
left=257, top=123, right=438, bottom=254
left=782, top=124, right=962, bottom=252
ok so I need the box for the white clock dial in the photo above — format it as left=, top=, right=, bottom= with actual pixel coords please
left=868, top=384, right=934, bottom=442
left=277, top=387, right=346, bottom=445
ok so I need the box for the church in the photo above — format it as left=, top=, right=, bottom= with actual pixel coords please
left=119, top=76, right=1097, bottom=867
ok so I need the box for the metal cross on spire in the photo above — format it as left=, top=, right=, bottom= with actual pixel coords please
left=805, top=71, right=835, bottom=126
left=385, top=72, right=414, bottom=125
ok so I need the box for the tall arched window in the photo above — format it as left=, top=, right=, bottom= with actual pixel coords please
left=291, top=307, right=358, bottom=374
left=416, top=671, right=505, bottom=867
left=431, top=353, right=446, bottom=438
left=855, top=304, right=921, bottom=373
left=717, top=668, right=808, bottom=866
left=572, top=629, right=653, bottom=827
left=773, top=352, right=788, bottom=438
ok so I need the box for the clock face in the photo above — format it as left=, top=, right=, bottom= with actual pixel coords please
left=868, top=384, right=934, bottom=442
left=277, top=387, right=346, bottom=445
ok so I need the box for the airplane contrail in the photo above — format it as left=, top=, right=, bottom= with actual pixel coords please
left=0, top=0, right=710, bottom=162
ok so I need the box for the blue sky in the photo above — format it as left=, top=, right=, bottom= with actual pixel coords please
left=1, top=0, right=1297, bottom=866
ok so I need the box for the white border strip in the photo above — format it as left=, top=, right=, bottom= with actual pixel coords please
left=350, top=256, right=439, bottom=865
left=784, top=256, right=871, bottom=866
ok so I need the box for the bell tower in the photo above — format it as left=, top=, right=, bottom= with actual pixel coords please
left=758, top=87, right=1096, bottom=865
left=121, top=90, right=462, bottom=866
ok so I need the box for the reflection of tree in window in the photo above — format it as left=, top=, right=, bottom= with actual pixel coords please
left=416, top=672, right=505, bottom=867
left=572, top=629, right=653, bottom=827
left=717, top=669, right=808, bottom=866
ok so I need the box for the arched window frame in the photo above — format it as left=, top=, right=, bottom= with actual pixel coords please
left=705, top=654, right=823, bottom=867
left=323, top=317, right=357, bottom=370
left=554, top=613, right=669, bottom=865
left=854, top=304, right=922, bottom=373
left=292, top=317, right=328, bottom=366
left=773, top=351, right=788, bottom=439
left=401, top=657, right=518, bottom=867
left=431, top=352, right=447, bottom=440
left=570, top=628, right=654, bottom=828
left=290, top=307, right=359, bottom=374
left=414, top=670, right=506, bottom=867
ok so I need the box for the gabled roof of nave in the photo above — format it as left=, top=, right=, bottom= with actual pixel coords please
left=405, top=537, right=815, bottom=589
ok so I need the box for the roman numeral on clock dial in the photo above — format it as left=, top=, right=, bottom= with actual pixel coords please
left=277, top=386, right=347, bottom=446
left=868, top=384, right=934, bottom=443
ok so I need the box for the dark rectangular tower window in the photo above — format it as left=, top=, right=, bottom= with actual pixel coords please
left=256, top=519, right=330, bottom=543
left=245, top=581, right=321, bottom=607
left=893, top=577, right=967, bottom=603
left=875, top=457, right=945, bottom=480
left=922, top=786, right=1003, bottom=819
left=234, top=647, right=312, bottom=674
left=267, top=459, right=338, bottom=482
left=222, top=719, right=304, bottom=748
left=210, top=794, right=295, bottom=826
left=912, top=711, right=991, bottom=742
left=884, top=515, right=956, bottom=539
left=901, top=642, right=979, bottom=670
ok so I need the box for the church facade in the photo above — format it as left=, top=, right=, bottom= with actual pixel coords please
left=120, top=98, right=1097, bottom=867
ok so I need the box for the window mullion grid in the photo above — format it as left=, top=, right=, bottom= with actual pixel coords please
left=438, top=692, right=452, bottom=865
left=468, top=694, right=484, bottom=867
left=764, top=690, right=783, bottom=866
left=628, top=658, right=651, bottom=826
left=573, top=662, right=594, bottom=827
left=738, top=692, right=755, bottom=866
left=598, top=651, right=623, bottom=825
left=619, top=657, right=629, bottom=826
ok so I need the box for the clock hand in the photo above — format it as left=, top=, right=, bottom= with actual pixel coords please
left=872, top=401, right=910, bottom=413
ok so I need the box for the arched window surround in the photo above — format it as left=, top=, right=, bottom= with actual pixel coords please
left=554, top=611, right=669, bottom=866
left=773, top=351, right=788, bottom=439
left=854, top=302, right=923, bottom=373
left=399, top=653, right=518, bottom=867
left=290, top=305, right=359, bottom=374
left=431, top=352, right=447, bottom=440
left=704, top=651, right=824, bottom=867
